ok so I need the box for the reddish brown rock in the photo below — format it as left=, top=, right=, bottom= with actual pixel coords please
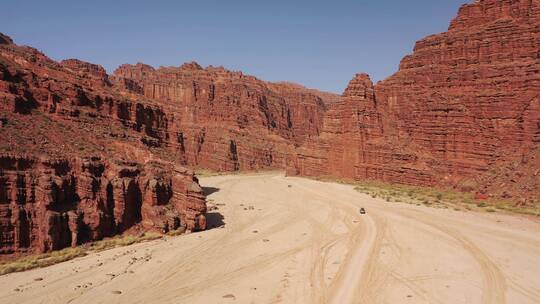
left=2, top=0, right=539, bottom=255
left=0, top=35, right=207, bottom=254
left=112, top=62, right=329, bottom=170
left=270, top=81, right=343, bottom=105
left=0, top=155, right=205, bottom=254
left=290, top=74, right=433, bottom=186
left=0, top=33, right=12, bottom=45
left=0, top=33, right=336, bottom=253
left=61, top=59, right=111, bottom=86
left=291, top=0, right=540, bottom=202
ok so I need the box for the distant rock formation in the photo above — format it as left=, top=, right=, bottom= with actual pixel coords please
left=112, top=63, right=329, bottom=170
left=1, top=0, right=539, bottom=253
left=290, top=0, right=540, bottom=203
left=0, top=32, right=336, bottom=254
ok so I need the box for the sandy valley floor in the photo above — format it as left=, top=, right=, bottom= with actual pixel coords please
left=0, top=173, right=539, bottom=304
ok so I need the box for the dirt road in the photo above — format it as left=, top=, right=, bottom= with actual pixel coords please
left=1, top=173, right=539, bottom=303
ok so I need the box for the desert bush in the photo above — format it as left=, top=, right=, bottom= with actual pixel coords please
left=0, top=247, right=86, bottom=275
left=166, top=227, right=187, bottom=236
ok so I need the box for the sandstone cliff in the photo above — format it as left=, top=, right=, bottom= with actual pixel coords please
left=290, top=74, right=433, bottom=186
left=292, top=0, right=540, bottom=203
left=0, top=155, right=204, bottom=254
left=0, top=36, right=206, bottom=254
left=112, top=62, right=328, bottom=171
left=1, top=0, right=539, bottom=253
left=0, top=33, right=337, bottom=254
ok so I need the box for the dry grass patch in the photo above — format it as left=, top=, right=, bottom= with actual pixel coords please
left=352, top=181, right=471, bottom=210
left=0, top=247, right=87, bottom=275
left=347, top=180, right=539, bottom=216
left=307, top=175, right=539, bottom=216
left=0, top=232, right=165, bottom=276
left=88, top=232, right=162, bottom=252
left=489, top=202, right=540, bottom=216
left=165, top=226, right=187, bottom=237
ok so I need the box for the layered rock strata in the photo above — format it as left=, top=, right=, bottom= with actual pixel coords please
left=291, top=0, right=540, bottom=203
left=112, top=63, right=328, bottom=170
left=0, top=155, right=205, bottom=254
left=0, top=36, right=208, bottom=254
left=0, top=33, right=335, bottom=253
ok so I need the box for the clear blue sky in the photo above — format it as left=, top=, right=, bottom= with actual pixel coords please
left=2, top=0, right=468, bottom=93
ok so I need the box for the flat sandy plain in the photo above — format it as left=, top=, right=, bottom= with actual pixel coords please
left=1, top=173, right=539, bottom=304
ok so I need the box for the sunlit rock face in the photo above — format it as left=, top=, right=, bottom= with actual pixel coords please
left=112, top=63, right=329, bottom=171
left=291, top=0, right=540, bottom=203
left=0, top=35, right=206, bottom=254
left=0, top=32, right=336, bottom=253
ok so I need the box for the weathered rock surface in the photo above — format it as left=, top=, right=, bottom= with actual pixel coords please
left=0, top=155, right=205, bottom=254
left=0, top=33, right=12, bottom=45
left=291, top=0, right=540, bottom=203
left=0, top=34, right=335, bottom=254
left=290, top=74, right=433, bottom=186
left=0, top=36, right=207, bottom=254
left=112, top=63, right=328, bottom=170
left=1, top=0, right=539, bottom=254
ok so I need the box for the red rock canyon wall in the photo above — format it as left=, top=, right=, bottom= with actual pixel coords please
left=0, top=32, right=333, bottom=253
left=1, top=0, right=539, bottom=254
left=0, top=37, right=207, bottom=254
left=291, top=0, right=540, bottom=203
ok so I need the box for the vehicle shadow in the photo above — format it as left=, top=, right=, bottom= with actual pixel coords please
left=202, top=186, right=220, bottom=196
left=205, top=212, right=225, bottom=229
